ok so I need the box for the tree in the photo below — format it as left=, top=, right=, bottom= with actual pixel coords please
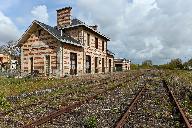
left=130, top=63, right=139, bottom=70
left=0, top=40, right=20, bottom=59
left=140, top=60, right=153, bottom=69
left=183, top=58, right=192, bottom=70
left=168, top=58, right=183, bottom=70
left=187, top=58, right=192, bottom=68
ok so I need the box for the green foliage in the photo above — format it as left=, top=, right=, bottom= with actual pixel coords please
left=168, top=58, right=183, bottom=70
left=84, top=116, right=97, bottom=128
left=110, top=107, right=119, bottom=114
left=130, top=64, right=139, bottom=70
left=140, top=60, right=153, bottom=69
left=142, top=60, right=153, bottom=66
left=95, top=95, right=105, bottom=100
left=0, top=93, right=11, bottom=111
left=183, top=58, right=192, bottom=70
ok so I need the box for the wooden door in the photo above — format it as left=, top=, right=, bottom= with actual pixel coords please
left=95, top=57, right=98, bottom=73
left=30, top=57, right=33, bottom=74
left=86, top=55, right=91, bottom=73
left=70, top=53, right=77, bottom=75
left=109, top=59, right=111, bottom=72
left=102, top=58, right=105, bottom=73
left=45, top=55, right=50, bottom=76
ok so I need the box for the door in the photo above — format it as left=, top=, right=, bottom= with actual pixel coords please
left=30, top=57, right=33, bottom=74
left=102, top=58, right=105, bottom=73
left=86, top=55, right=91, bottom=73
left=95, top=57, right=98, bottom=73
left=45, top=55, right=50, bottom=76
left=109, top=59, right=111, bottom=72
left=115, top=64, right=123, bottom=71
left=70, top=53, right=77, bottom=75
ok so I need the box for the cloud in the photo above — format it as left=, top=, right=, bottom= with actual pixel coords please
left=0, top=11, right=20, bottom=45
left=31, top=5, right=49, bottom=23
left=75, top=0, right=192, bottom=64
left=0, top=0, right=20, bottom=11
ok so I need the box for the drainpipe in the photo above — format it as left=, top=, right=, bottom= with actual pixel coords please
left=62, top=44, right=64, bottom=77
left=61, top=29, right=63, bottom=37
left=82, top=29, right=85, bottom=74
left=60, top=29, right=64, bottom=77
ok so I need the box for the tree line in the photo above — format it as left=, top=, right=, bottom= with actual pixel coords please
left=0, top=40, right=20, bottom=59
left=131, top=58, right=192, bottom=70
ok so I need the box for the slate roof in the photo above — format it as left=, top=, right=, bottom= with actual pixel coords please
left=107, top=49, right=115, bottom=56
left=114, top=58, right=131, bottom=63
left=71, top=18, right=84, bottom=25
left=35, top=20, right=82, bottom=47
left=63, top=19, right=110, bottom=41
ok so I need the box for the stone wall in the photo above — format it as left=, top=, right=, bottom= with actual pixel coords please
left=62, top=43, right=83, bottom=76
left=65, top=28, right=114, bottom=74
left=21, top=26, right=60, bottom=76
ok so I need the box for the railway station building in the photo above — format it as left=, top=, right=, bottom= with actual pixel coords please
left=114, top=58, right=131, bottom=71
left=18, top=7, right=114, bottom=77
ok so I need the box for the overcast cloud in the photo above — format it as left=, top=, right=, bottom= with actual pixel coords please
left=76, top=0, right=192, bottom=64
left=0, top=0, right=192, bottom=64
left=0, top=11, right=20, bottom=43
left=31, top=5, right=49, bottom=23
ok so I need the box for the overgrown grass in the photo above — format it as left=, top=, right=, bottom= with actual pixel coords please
left=0, top=77, right=70, bottom=97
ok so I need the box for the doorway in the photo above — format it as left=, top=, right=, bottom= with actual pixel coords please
left=30, top=57, right=33, bottom=74
left=109, top=59, right=111, bottom=72
left=86, top=55, right=91, bottom=73
left=45, top=55, right=50, bottom=76
left=70, top=53, right=77, bottom=75
left=115, top=64, right=123, bottom=71
left=95, top=57, right=98, bottom=73
left=102, top=58, right=105, bottom=73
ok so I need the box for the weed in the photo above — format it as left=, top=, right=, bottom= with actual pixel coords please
left=95, top=95, right=105, bottom=100
left=110, top=107, right=119, bottom=114
left=84, top=116, right=97, bottom=128
left=0, top=93, right=11, bottom=111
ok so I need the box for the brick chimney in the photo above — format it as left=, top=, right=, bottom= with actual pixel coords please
left=57, top=7, right=72, bottom=28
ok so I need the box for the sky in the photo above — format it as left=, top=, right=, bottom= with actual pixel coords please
left=0, top=0, right=192, bottom=64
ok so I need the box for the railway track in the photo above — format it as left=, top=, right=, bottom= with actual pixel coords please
left=163, top=72, right=192, bottom=128
left=115, top=77, right=191, bottom=128
left=3, top=70, right=191, bottom=128
left=0, top=71, right=144, bottom=128
left=34, top=73, right=147, bottom=128
left=22, top=73, right=143, bottom=128
left=0, top=73, right=124, bottom=116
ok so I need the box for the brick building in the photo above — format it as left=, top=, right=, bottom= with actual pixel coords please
left=114, top=58, right=131, bottom=71
left=0, top=53, right=10, bottom=64
left=18, top=7, right=114, bottom=77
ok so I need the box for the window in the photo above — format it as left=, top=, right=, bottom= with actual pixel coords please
left=38, top=30, right=42, bottom=37
left=102, top=41, right=105, bottom=51
left=87, top=33, right=90, bottom=46
left=95, top=37, right=98, bottom=49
